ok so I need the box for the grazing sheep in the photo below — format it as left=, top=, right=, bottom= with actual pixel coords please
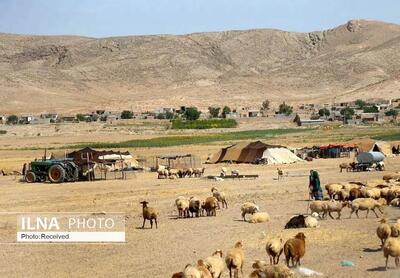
left=252, top=260, right=268, bottom=270
left=175, top=196, right=190, bottom=218
left=309, top=201, right=328, bottom=219
left=225, top=241, right=244, bottom=278
left=383, top=237, right=400, bottom=270
left=339, top=163, right=352, bottom=172
left=241, top=202, right=259, bottom=221
left=349, top=187, right=366, bottom=201
left=325, top=183, right=343, bottom=200
left=324, top=201, right=348, bottom=219
left=248, top=212, right=270, bottom=223
left=197, top=260, right=212, bottom=278
left=284, top=232, right=306, bottom=267
left=305, top=216, right=319, bottom=228
left=390, top=220, right=400, bottom=237
left=266, top=238, right=283, bottom=264
left=204, top=250, right=225, bottom=278
left=203, top=196, right=218, bottom=216
left=211, top=187, right=228, bottom=209
left=189, top=197, right=202, bottom=217
left=337, top=189, right=350, bottom=201
left=284, top=215, right=306, bottom=229
left=171, top=272, right=184, bottom=278
left=377, top=218, right=392, bottom=247
left=249, top=264, right=294, bottom=278
left=193, top=167, right=206, bottom=177
left=348, top=198, right=384, bottom=219
left=140, top=201, right=158, bottom=229
left=378, top=198, right=388, bottom=206
left=183, top=264, right=201, bottom=278
left=361, top=188, right=381, bottom=200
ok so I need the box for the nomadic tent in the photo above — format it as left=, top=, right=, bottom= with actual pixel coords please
left=347, top=138, right=393, bottom=156
left=210, top=141, right=303, bottom=164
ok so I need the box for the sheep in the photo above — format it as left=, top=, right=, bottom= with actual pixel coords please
left=309, top=200, right=328, bottom=219
left=193, top=167, right=206, bottom=177
left=140, top=201, right=158, bottom=229
left=175, top=196, right=190, bottom=218
left=325, top=183, right=343, bottom=200
left=284, top=232, right=306, bottom=267
left=158, top=169, right=169, bottom=179
left=252, top=260, right=268, bottom=270
left=305, top=216, right=319, bottom=228
left=349, top=187, right=366, bottom=201
left=248, top=212, right=270, bottom=223
left=225, top=241, right=244, bottom=278
left=361, top=188, right=381, bottom=200
left=183, top=264, right=201, bottom=278
left=169, top=168, right=179, bottom=178
left=324, top=201, right=348, bottom=219
left=390, top=220, right=400, bottom=237
left=231, top=169, right=240, bottom=176
left=249, top=264, right=294, bottom=278
left=377, top=218, right=392, bottom=247
left=390, top=198, right=400, bottom=207
left=240, top=202, right=259, bottom=221
left=203, top=196, right=218, bottom=216
left=337, top=189, right=350, bottom=201
left=377, top=198, right=388, bottom=206
left=266, top=238, right=283, bottom=264
left=348, top=198, right=383, bottom=219
left=339, top=162, right=352, bottom=172
left=211, top=187, right=228, bottom=209
left=171, top=272, right=184, bottom=278
left=204, top=250, right=225, bottom=278
left=197, top=260, right=212, bottom=278
left=383, top=237, right=400, bottom=270
left=284, top=215, right=306, bottom=229
left=189, top=197, right=201, bottom=217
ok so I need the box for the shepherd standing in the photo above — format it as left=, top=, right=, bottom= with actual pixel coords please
left=309, top=170, right=323, bottom=200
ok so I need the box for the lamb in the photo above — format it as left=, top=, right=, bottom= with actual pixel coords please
left=211, top=187, right=228, bottom=209
left=266, top=238, right=283, bottom=264
left=225, top=241, right=244, bottom=278
left=383, top=237, right=400, bottom=270
left=284, top=215, right=306, bottom=229
left=203, top=196, right=218, bottom=216
left=284, top=232, right=306, bottom=267
left=175, top=196, right=189, bottom=218
left=204, top=250, right=225, bottom=278
left=240, top=202, right=259, bottom=221
left=197, top=260, right=212, bottom=278
left=189, top=197, right=202, bottom=217
left=348, top=198, right=383, bottom=219
left=305, top=216, right=319, bottom=228
left=183, top=264, right=201, bottom=278
left=377, top=218, right=392, bottom=247
left=140, top=201, right=158, bottom=229
left=248, top=212, right=270, bottom=223
left=325, top=183, right=343, bottom=200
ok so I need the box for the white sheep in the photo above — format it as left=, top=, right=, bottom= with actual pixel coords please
left=324, top=201, right=348, bottom=219
left=383, top=237, right=400, bottom=270
left=349, top=198, right=383, bottom=218
left=266, top=238, right=283, bottom=264
left=241, top=202, right=260, bottom=221
left=204, top=250, right=225, bottom=278
left=325, top=183, right=343, bottom=200
left=305, top=215, right=319, bottom=228
left=175, top=196, right=189, bottom=218
left=183, top=264, right=201, bottom=278
left=248, top=212, right=270, bottom=223
left=211, top=187, right=228, bottom=208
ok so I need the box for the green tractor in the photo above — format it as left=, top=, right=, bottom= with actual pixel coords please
left=25, top=159, right=79, bottom=183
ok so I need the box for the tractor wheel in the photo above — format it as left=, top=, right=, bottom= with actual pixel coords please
left=48, top=165, right=65, bottom=183
left=25, top=172, right=36, bottom=183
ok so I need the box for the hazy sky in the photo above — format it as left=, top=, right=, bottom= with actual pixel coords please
left=0, top=0, right=399, bottom=37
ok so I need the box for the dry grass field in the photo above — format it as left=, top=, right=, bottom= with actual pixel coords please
left=0, top=121, right=399, bottom=277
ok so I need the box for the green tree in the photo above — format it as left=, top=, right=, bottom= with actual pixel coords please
left=76, top=114, right=86, bottom=122
left=318, top=108, right=330, bottom=118
left=340, top=107, right=355, bottom=123
left=363, top=105, right=378, bottom=113
left=6, top=115, right=18, bottom=125
left=221, top=106, right=231, bottom=118
left=261, top=99, right=270, bottom=110
left=208, top=107, right=221, bottom=118
left=355, top=99, right=367, bottom=109
left=184, top=107, right=201, bottom=121
left=165, top=111, right=174, bottom=120
left=121, top=110, right=134, bottom=119
left=385, top=109, right=398, bottom=120
left=278, top=102, right=293, bottom=115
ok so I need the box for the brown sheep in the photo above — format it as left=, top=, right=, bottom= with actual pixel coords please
left=225, top=241, right=244, bottom=278
left=197, top=260, right=212, bottom=278
left=203, top=197, right=218, bottom=216
left=171, top=272, right=184, bottom=278
left=377, top=218, right=392, bottom=247
left=284, top=232, right=306, bottom=267
left=140, top=201, right=158, bottom=229
left=349, top=187, right=366, bottom=201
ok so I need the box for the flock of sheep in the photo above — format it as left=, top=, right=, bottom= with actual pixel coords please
left=157, top=166, right=206, bottom=179
left=138, top=171, right=400, bottom=277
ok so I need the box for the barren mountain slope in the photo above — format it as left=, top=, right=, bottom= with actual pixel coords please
left=0, top=19, right=400, bottom=113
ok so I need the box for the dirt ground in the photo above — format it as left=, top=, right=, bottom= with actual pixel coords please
left=0, top=154, right=399, bottom=277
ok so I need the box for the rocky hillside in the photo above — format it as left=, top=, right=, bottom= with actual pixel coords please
left=1, top=19, right=400, bottom=113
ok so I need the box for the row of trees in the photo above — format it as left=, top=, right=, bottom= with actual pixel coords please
left=208, top=106, right=231, bottom=118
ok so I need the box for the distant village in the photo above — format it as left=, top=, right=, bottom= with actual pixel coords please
left=0, top=97, right=399, bottom=126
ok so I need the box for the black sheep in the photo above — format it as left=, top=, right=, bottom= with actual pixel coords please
left=284, top=215, right=306, bottom=229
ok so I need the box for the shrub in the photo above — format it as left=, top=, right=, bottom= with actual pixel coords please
left=208, top=107, right=221, bottom=118
left=121, top=110, right=133, bottom=119
left=6, top=115, right=18, bottom=125
left=278, top=102, right=293, bottom=115
left=184, top=107, right=201, bottom=120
